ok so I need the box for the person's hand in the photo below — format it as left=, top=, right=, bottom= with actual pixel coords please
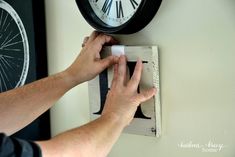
left=102, top=56, right=157, bottom=127
left=66, top=31, right=119, bottom=85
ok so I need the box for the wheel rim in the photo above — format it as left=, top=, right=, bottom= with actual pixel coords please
left=0, top=0, right=29, bottom=92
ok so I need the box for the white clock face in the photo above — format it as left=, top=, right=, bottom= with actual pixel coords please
left=89, top=0, right=142, bottom=27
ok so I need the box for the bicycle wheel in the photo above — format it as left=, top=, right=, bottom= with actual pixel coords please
left=0, top=0, right=29, bottom=93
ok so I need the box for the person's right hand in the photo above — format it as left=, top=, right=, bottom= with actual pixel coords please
left=102, top=55, right=157, bottom=127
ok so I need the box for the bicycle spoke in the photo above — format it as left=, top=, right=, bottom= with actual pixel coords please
left=0, top=1, right=29, bottom=92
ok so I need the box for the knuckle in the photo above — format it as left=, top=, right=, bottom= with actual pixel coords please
left=131, top=76, right=140, bottom=83
left=142, top=91, right=149, bottom=98
left=92, top=31, right=98, bottom=37
left=100, top=34, right=106, bottom=39
left=107, top=90, right=112, bottom=96
left=130, top=96, right=141, bottom=105
left=106, top=35, right=112, bottom=40
left=104, top=35, right=112, bottom=41
left=108, top=56, right=114, bottom=62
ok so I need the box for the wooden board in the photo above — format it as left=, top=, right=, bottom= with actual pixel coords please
left=88, top=46, right=161, bottom=137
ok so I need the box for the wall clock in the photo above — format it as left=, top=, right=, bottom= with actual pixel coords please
left=76, top=0, right=162, bottom=34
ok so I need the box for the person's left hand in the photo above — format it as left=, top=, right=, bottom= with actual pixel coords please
left=65, top=31, right=119, bottom=85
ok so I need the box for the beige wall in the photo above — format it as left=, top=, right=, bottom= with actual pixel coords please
left=45, top=0, right=235, bottom=156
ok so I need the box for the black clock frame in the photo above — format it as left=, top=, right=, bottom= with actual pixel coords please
left=76, top=0, right=162, bottom=34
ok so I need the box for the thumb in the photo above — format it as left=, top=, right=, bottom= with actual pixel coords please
left=98, top=56, right=119, bottom=70
left=135, top=88, right=157, bottom=104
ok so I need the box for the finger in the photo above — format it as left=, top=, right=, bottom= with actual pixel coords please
left=82, top=37, right=89, bottom=47
left=88, top=31, right=100, bottom=43
left=98, top=55, right=119, bottom=71
left=90, top=34, right=118, bottom=57
left=135, top=88, right=157, bottom=104
left=124, top=66, right=130, bottom=86
left=111, top=64, right=118, bottom=89
left=117, top=55, right=127, bottom=86
left=127, top=58, right=143, bottom=90
left=94, top=34, right=118, bottom=48
left=88, top=34, right=113, bottom=54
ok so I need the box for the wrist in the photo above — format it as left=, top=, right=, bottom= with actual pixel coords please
left=101, top=112, right=127, bottom=129
left=63, top=67, right=84, bottom=87
left=60, top=69, right=81, bottom=89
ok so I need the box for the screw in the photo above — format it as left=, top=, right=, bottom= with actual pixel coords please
left=151, top=127, right=156, bottom=133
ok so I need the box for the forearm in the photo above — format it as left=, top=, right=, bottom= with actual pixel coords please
left=0, top=70, right=77, bottom=135
left=37, top=114, right=125, bottom=157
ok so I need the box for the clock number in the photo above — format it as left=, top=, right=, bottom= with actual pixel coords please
left=116, top=1, right=124, bottom=18
left=130, top=0, right=139, bottom=9
left=102, top=0, right=113, bottom=15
